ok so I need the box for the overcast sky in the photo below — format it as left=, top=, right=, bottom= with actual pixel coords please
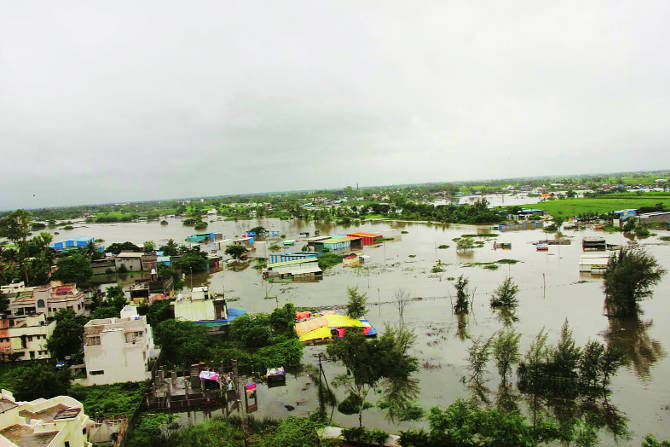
left=1, top=1, right=669, bottom=209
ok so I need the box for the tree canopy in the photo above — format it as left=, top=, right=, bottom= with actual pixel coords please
left=604, top=247, right=665, bottom=317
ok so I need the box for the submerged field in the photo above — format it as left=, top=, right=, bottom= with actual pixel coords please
left=522, top=193, right=670, bottom=217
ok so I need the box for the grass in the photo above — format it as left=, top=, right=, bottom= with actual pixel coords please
left=317, top=252, right=344, bottom=270
left=68, top=382, right=147, bottom=418
left=463, top=259, right=521, bottom=269
left=660, top=236, right=670, bottom=242
left=460, top=233, right=498, bottom=238
left=363, top=214, right=385, bottom=219
left=438, top=244, right=450, bottom=249
left=522, top=195, right=670, bottom=217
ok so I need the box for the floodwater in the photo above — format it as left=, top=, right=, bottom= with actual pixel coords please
left=51, top=218, right=670, bottom=444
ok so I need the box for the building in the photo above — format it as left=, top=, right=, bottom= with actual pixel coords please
left=140, top=253, right=158, bottom=273
left=347, top=232, right=383, bottom=245
left=185, top=233, right=223, bottom=243
left=8, top=281, right=85, bottom=318
left=114, top=252, right=144, bottom=272
left=83, top=309, right=158, bottom=385
left=579, top=253, right=614, bottom=274
left=91, top=258, right=116, bottom=275
left=313, top=236, right=363, bottom=252
left=0, top=314, right=55, bottom=362
left=49, top=236, right=97, bottom=251
left=638, top=211, right=670, bottom=224
left=0, top=282, right=26, bottom=296
left=0, top=389, right=92, bottom=447
left=174, top=288, right=247, bottom=329
left=268, top=252, right=318, bottom=264
left=582, top=237, right=607, bottom=251
left=264, top=264, right=323, bottom=282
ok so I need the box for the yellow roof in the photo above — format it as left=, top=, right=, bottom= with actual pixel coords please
left=299, top=327, right=334, bottom=343
left=295, top=314, right=370, bottom=341
left=322, top=314, right=364, bottom=328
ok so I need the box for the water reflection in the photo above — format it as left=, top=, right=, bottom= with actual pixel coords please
left=494, top=307, right=519, bottom=328
left=602, top=318, right=666, bottom=378
left=455, top=313, right=469, bottom=340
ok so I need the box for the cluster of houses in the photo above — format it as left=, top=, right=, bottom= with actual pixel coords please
left=0, top=280, right=160, bottom=388
left=261, top=232, right=384, bottom=282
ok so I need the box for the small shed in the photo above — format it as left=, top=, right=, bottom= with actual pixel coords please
left=582, top=237, right=606, bottom=251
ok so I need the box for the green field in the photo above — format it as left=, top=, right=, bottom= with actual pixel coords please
left=521, top=195, right=670, bottom=217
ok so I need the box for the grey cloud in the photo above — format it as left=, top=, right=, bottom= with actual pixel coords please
left=1, top=0, right=669, bottom=209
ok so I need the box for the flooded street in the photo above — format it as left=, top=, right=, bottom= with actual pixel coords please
left=52, top=218, right=670, bottom=445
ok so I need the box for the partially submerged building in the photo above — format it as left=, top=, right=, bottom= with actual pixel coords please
left=174, top=288, right=247, bottom=329
left=0, top=389, right=92, bottom=447
left=268, top=252, right=318, bottom=264
left=0, top=314, right=55, bottom=362
left=83, top=307, right=158, bottom=385
left=579, top=253, right=615, bottom=274
left=346, top=232, right=382, bottom=245
left=582, top=237, right=607, bottom=251
left=313, top=236, right=363, bottom=252
left=638, top=211, right=670, bottom=224
left=263, top=258, right=323, bottom=282
left=114, top=251, right=144, bottom=272
left=186, top=232, right=223, bottom=243
left=294, top=314, right=376, bottom=344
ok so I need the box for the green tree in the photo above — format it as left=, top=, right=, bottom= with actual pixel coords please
left=105, top=241, right=141, bottom=254
left=173, top=247, right=208, bottom=273
left=642, top=434, right=670, bottom=447
left=154, top=320, right=212, bottom=367
left=453, top=275, right=470, bottom=314
left=12, top=363, right=70, bottom=401
left=47, top=309, right=88, bottom=360
left=346, top=286, right=368, bottom=319
left=603, top=247, right=666, bottom=317
left=225, top=244, right=249, bottom=261
left=490, top=277, right=519, bottom=308
left=159, top=239, right=179, bottom=256
left=138, top=299, right=174, bottom=327
left=327, top=325, right=419, bottom=426
left=53, top=251, right=93, bottom=288
left=143, top=240, right=155, bottom=252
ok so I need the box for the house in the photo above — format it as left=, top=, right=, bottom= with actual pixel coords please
left=0, top=314, right=55, bottom=362
left=0, top=389, right=92, bottom=447
left=0, top=282, right=26, bottom=296
left=8, top=281, right=85, bottom=318
left=83, top=308, right=159, bottom=385
left=114, top=251, right=144, bottom=272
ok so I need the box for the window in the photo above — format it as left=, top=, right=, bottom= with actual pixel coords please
left=90, top=370, right=104, bottom=375
left=65, top=442, right=70, bottom=447
left=36, top=299, right=45, bottom=308
left=86, top=336, right=101, bottom=346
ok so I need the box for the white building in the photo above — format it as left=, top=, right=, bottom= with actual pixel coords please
left=83, top=311, right=158, bottom=385
left=0, top=389, right=92, bottom=447
left=0, top=314, right=55, bottom=362
left=174, top=287, right=228, bottom=322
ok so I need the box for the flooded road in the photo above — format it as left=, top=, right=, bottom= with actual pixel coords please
left=51, top=218, right=670, bottom=444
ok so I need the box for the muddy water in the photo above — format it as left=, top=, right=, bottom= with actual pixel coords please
left=52, top=219, right=670, bottom=444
